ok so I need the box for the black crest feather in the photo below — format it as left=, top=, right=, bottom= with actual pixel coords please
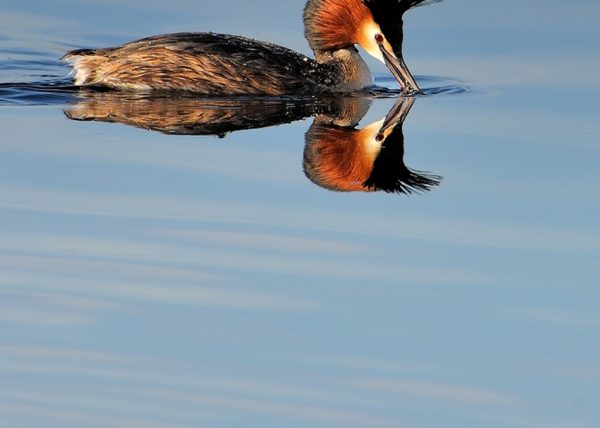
left=361, top=0, right=436, bottom=54
left=362, top=0, right=431, bottom=15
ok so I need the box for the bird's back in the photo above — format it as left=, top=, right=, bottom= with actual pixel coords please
left=63, top=33, right=325, bottom=95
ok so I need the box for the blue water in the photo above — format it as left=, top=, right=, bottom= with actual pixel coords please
left=1, top=1, right=600, bottom=427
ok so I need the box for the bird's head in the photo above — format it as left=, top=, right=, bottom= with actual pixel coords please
left=304, top=0, right=430, bottom=94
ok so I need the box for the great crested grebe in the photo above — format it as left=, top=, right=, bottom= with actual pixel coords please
left=63, top=0, right=434, bottom=95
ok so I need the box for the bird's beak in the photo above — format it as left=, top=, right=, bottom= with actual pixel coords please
left=378, top=43, right=420, bottom=95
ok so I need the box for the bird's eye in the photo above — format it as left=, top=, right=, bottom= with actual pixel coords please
left=374, top=33, right=384, bottom=44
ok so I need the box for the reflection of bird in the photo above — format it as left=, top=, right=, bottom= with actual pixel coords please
left=62, top=0, right=434, bottom=96
left=304, top=97, right=441, bottom=193
left=63, top=92, right=440, bottom=195
left=63, top=92, right=362, bottom=137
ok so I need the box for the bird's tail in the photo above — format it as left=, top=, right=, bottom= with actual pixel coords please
left=62, top=49, right=108, bottom=86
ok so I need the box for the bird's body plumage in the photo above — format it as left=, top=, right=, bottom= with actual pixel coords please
left=64, top=32, right=372, bottom=95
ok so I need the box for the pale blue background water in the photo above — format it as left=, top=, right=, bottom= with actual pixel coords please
left=1, top=1, right=600, bottom=427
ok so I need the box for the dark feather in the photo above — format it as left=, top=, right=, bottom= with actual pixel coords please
left=64, top=33, right=346, bottom=95
left=361, top=0, right=436, bottom=57
left=362, top=0, right=431, bottom=15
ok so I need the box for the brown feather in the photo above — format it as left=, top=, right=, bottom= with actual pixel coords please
left=303, top=0, right=371, bottom=52
left=62, top=33, right=331, bottom=95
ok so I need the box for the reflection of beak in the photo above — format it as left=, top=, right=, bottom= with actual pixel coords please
left=378, top=44, right=421, bottom=95
left=377, top=96, right=415, bottom=138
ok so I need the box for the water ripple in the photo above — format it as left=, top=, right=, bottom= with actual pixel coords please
left=0, top=81, right=78, bottom=105
left=373, top=74, right=469, bottom=96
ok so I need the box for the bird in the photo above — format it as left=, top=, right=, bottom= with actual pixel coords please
left=62, top=0, right=435, bottom=96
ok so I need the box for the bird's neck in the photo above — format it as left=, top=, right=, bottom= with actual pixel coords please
left=314, top=47, right=373, bottom=92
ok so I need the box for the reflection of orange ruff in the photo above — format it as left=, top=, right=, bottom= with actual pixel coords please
left=304, top=120, right=385, bottom=192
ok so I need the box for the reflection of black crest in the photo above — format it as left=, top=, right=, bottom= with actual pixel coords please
left=363, top=125, right=441, bottom=194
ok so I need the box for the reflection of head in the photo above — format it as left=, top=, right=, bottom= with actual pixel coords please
left=304, top=121, right=382, bottom=192
left=303, top=110, right=441, bottom=194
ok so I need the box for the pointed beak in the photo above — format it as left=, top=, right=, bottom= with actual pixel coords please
left=378, top=43, right=421, bottom=95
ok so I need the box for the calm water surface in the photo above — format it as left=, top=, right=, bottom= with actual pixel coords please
left=1, top=1, right=600, bottom=427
